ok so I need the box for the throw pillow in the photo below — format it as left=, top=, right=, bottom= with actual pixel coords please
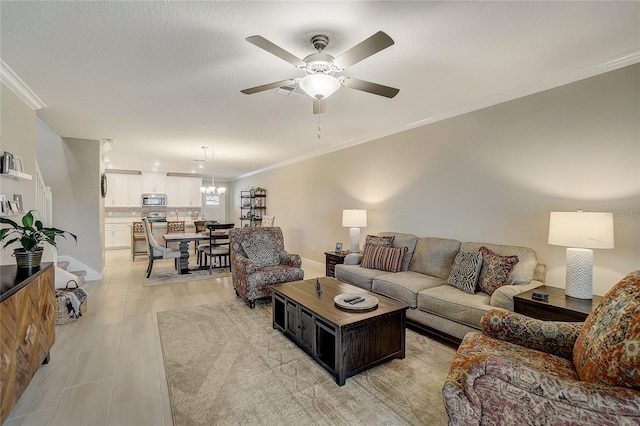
left=477, top=246, right=519, bottom=295
left=573, top=270, right=640, bottom=388
left=445, top=251, right=482, bottom=294
left=241, top=237, right=280, bottom=267
left=365, top=234, right=395, bottom=247
left=361, top=244, right=407, bottom=272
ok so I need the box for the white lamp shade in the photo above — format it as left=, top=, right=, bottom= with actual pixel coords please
left=300, top=74, right=341, bottom=99
left=548, top=211, right=614, bottom=249
left=342, top=209, right=367, bottom=228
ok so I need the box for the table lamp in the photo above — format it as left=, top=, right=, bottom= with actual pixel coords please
left=548, top=211, right=614, bottom=299
left=342, top=209, right=367, bottom=253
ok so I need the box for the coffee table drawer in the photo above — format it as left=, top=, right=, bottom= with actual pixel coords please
left=272, top=277, right=407, bottom=386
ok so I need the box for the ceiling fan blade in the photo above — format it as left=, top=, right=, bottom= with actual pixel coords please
left=241, top=79, right=297, bottom=95
left=313, top=98, right=326, bottom=115
left=246, top=35, right=307, bottom=68
left=341, top=77, right=399, bottom=98
left=333, top=31, right=395, bottom=69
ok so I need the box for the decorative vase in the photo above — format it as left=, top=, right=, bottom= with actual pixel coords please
left=13, top=247, right=44, bottom=269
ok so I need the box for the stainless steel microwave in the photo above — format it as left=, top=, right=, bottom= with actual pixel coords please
left=141, top=193, right=167, bottom=207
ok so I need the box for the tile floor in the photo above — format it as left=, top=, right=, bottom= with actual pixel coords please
left=5, top=249, right=325, bottom=426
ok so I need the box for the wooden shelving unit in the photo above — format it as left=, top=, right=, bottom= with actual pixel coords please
left=240, top=189, right=266, bottom=227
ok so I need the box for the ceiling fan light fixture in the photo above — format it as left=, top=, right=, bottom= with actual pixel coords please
left=300, top=73, right=341, bottom=99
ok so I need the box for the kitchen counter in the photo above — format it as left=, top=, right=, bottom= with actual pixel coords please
left=105, top=216, right=201, bottom=225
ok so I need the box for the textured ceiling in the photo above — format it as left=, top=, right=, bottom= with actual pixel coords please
left=1, top=1, right=638, bottom=179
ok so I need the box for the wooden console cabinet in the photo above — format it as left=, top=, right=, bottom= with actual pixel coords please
left=1, top=263, right=56, bottom=423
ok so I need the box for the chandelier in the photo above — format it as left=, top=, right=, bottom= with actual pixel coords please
left=199, top=146, right=226, bottom=196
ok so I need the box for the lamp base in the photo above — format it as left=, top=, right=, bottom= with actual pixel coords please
left=565, top=247, right=593, bottom=299
left=349, top=227, right=361, bottom=253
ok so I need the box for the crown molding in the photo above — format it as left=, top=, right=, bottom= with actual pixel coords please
left=0, top=59, right=46, bottom=110
left=237, top=50, right=640, bottom=180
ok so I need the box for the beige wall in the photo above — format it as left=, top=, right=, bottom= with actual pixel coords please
left=232, top=64, right=640, bottom=296
left=0, top=82, right=38, bottom=265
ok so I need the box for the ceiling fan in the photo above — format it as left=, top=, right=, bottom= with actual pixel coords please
left=241, top=31, right=399, bottom=114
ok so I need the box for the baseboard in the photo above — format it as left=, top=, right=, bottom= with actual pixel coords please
left=57, top=255, right=102, bottom=281
left=301, top=257, right=324, bottom=271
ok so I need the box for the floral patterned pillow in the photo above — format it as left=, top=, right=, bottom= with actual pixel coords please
left=365, top=234, right=395, bottom=247
left=573, top=270, right=640, bottom=388
left=477, top=246, right=519, bottom=295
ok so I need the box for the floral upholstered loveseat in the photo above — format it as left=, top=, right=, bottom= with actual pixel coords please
left=229, top=227, right=304, bottom=308
left=442, top=270, right=640, bottom=425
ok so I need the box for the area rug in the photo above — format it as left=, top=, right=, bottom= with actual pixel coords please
left=143, top=260, right=230, bottom=287
left=157, top=300, right=456, bottom=426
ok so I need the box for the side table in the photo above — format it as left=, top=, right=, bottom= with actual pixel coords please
left=324, top=251, right=349, bottom=278
left=514, top=285, right=602, bottom=322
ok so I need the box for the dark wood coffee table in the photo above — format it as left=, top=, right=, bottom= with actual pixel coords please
left=272, top=277, right=408, bottom=386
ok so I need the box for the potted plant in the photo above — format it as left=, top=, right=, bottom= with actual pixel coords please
left=0, top=210, right=77, bottom=269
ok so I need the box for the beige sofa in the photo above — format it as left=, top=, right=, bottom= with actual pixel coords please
left=334, top=232, right=546, bottom=343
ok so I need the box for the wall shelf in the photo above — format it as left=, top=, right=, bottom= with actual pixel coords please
left=1, top=170, right=32, bottom=181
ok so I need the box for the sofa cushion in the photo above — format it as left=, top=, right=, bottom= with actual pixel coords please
left=573, top=270, right=640, bottom=388
left=461, top=242, right=537, bottom=285
left=477, top=246, right=519, bottom=296
left=334, top=264, right=387, bottom=291
left=418, top=285, right=493, bottom=329
left=365, top=234, right=394, bottom=247
left=372, top=271, right=444, bottom=308
left=361, top=244, right=407, bottom=273
left=409, top=237, right=461, bottom=280
left=378, top=232, right=419, bottom=271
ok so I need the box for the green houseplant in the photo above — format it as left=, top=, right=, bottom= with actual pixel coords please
left=0, top=210, right=77, bottom=268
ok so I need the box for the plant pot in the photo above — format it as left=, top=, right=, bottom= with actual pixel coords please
left=13, top=247, right=44, bottom=269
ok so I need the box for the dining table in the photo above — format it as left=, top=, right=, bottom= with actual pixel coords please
left=162, top=232, right=230, bottom=274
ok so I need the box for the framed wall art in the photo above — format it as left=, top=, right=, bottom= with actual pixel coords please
left=13, top=194, right=23, bottom=213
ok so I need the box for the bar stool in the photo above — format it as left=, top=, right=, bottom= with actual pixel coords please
left=131, top=221, right=149, bottom=261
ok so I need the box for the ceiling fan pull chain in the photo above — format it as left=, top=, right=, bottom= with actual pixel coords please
left=318, top=115, right=322, bottom=139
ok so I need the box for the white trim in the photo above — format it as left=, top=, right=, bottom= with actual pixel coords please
left=0, top=59, right=46, bottom=110
left=237, top=50, right=640, bottom=180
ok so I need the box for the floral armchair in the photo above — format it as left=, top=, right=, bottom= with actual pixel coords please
left=443, top=270, right=640, bottom=425
left=229, top=227, right=304, bottom=308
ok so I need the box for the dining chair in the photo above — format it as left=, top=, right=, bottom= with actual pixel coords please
left=198, top=223, right=234, bottom=272
left=261, top=215, right=275, bottom=227
left=142, top=217, right=181, bottom=278
left=193, top=220, right=216, bottom=253
left=165, top=220, right=185, bottom=249
left=131, top=221, right=149, bottom=261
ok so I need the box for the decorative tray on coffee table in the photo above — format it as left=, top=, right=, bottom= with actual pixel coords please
left=334, top=293, right=379, bottom=312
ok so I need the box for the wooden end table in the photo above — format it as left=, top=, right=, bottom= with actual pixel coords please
left=324, top=251, right=349, bottom=278
left=514, top=285, right=602, bottom=322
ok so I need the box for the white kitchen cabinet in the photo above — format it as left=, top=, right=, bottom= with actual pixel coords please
left=105, top=173, right=142, bottom=207
left=128, top=175, right=142, bottom=207
left=142, top=173, right=166, bottom=193
left=165, top=176, right=202, bottom=207
left=105, top=224, right=131, bottom=249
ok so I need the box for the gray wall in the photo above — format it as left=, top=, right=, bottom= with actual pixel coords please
left=232, top=64, right=640, bottom=296
left=36, top=121, right=103, bottom=273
